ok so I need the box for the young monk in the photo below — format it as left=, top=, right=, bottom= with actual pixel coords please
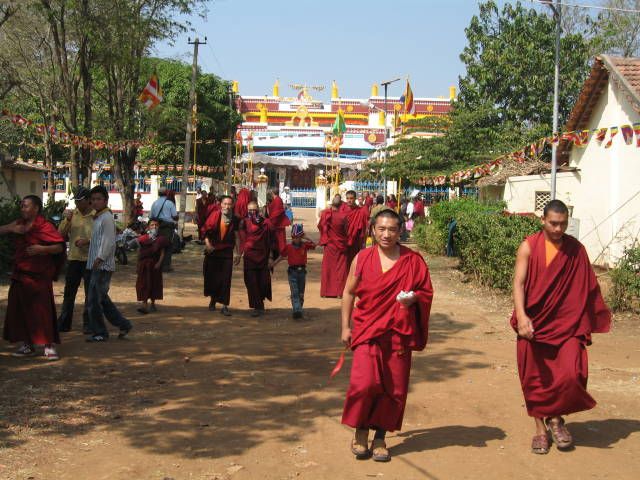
left=239, top=200, right=272, bottom=317
left=266, top=188, right=291, bottom=258
left=318, top=194, right=349, bottom=298
left=341, top=209, right=434, bottom=462
left=135, top=219, right=170, bottom=314
left=1, top=195, right=66, bottom=360
left=512, top=200, right=611, bottom=454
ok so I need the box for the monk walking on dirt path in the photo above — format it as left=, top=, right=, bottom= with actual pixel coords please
left=340, top=209, right=433, bottom=462
left=341, top=190, right=370, bottom=267
left=512, top=199, right=611, bottom=455
left=318, top=194, right=349, bottom=298
left=239, top=200, right=272, bottom=317
left=0, top=195, right=66, bottom=360
left=202, top=195, right=241, bottom=316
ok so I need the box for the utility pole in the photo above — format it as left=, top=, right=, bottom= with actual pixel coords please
left=179, top=36, right=206, bottom=238
left=226, top=84, right=235, bottom=194
left=380, top=77, right=401, bottom=198
left=547, top=0, right=562, bottom=200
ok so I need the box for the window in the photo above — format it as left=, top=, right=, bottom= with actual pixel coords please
left=535, top=191, right=551, bottom=212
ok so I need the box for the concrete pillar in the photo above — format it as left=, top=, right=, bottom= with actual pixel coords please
left=386, top=180, right=397, bottom=196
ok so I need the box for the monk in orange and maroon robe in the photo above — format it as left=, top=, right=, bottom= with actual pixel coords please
left=3, top=215, right=66, bottom=347
left=239, top=209, right=272, bottom=315
left=203, top=202, right=239, bottom=312
left=318, top=201, right=349, bottom=297
left=342, top=245, right=433, bottom=433
left=511, top=230, right=611, bottom=420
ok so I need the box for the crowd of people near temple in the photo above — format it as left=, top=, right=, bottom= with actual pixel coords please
left=1, top=184, right=610, bottom=462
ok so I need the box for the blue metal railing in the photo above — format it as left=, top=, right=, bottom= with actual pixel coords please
left=290, top=188, right=316, bottom=208
left=258, top=149, right=368, bottom=160
left=403, top=186, right=449, bottom=205
left=353, top=181, right=386, bottom=194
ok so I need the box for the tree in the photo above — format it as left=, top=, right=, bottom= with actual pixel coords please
left=595, top=0, right=640, bottom=57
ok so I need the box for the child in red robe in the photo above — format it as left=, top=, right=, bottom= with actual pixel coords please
left=135, top=220, right=170, bottom=314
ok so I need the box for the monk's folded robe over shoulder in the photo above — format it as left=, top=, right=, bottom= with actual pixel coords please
left=318, top=207, right=349, bottom=297
left=4, top=215, right=66, bottom=345
left=341, top=202, right=370, bottom=266
left=266, top=195, right=291, bottom=254
left=510, top=231, right=611, bottom=417
left=203, top=209, right=238, bottom=305
left=342, top=245, right=433, bottom=432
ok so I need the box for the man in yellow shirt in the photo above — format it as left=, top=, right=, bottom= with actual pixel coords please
left=57, top=187, right=95, bottom=333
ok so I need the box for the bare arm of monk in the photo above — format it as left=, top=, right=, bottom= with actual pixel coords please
left=204, top=236, right=214, bottom=254
left=341, top=255, right=360, bottom=346
left=513, top=240, right=534, bottom=340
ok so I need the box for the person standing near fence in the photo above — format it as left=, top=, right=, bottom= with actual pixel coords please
left=57, top=187, right=95, bottom=333
left=1, top=195, right=66, bottom=360
left=318, top=194, right=349, bottom=298
left=512, top=200, right=611, bottom=454
left=85, top=186, right=133, bottom=342
left=150, top=187, right=178, bottom=272
left=270, top=224, right=315, bottom=319
left=341, top=190, right=369, bottom=267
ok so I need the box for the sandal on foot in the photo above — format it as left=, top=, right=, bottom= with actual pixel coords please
left=545, top=417, right=573, bottom=450
left=371, top=439, right=391, bottom=462
left=531, top=434, right=550, bottom=454
left=351, top=429, right=370, bottom=460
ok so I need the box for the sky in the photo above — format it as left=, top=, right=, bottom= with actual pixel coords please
left=154, top=0, right=537, bottom=101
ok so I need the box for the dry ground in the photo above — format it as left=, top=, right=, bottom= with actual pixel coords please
left=1, top=208, right=639, bottom=480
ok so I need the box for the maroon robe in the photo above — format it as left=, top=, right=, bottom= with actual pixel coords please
left=318, top=207, right=349, bottom=297
left=196, top=197, right=207, bottom=240
left=364, top=196, right=374, bottom=212
left=342, top=245, right=433, bottom=432
left=341, top=203, right=370, bottom=267
left=3, top=215, right=65, bottom=345
left=203, top=210, right=238, bottom=305
left=239, top=217, right=272, bottom=310
left=199, top=202, right=220, bottom=239
left=266, top=196, right=291, bottom=254
left=234, top=188, right=251, bottom=219
left=136, top=234, right=171, bottom=301
left=510, top=231, right=611, bottom=417
left=413, top=199, right=425, bottom=218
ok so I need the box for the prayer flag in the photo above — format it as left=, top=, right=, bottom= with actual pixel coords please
left=139, top=74, right=163, bottom=109
left=331, top=110, right=346, bottom=136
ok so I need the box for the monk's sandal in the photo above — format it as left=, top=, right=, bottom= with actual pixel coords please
left=351, top=429, right=370, bottom=460
left=371, top=439, right=391, bottom=462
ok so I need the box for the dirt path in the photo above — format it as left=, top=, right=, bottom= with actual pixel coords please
left=1, top=208, right=639, bottom=480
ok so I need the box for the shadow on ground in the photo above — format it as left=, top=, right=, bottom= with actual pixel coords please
left=393, top=425, right=507, bottom=454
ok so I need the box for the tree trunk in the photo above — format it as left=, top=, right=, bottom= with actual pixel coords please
left=69, top=144, right=78, bottom=188
left=114, top=146, right=136, bottom=226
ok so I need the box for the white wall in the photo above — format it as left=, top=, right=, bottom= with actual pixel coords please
left=0, top=168, right=43, bottom=200
left=503, top=172, right=580, bottom=214
left=569, top=77, right=640, bottom=266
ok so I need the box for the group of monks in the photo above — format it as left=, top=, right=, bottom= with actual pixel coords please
left=197, top=187, right=291, bottom=317
left=1, top=188, right=611, bottom=463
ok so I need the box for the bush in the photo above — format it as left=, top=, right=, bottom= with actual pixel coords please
left=412, top=221, right=445, bottom=255
left=0, top=196, right=21, bottom=276
left=456, top=211, right=541, bottom=290
left=609, top=244, right=640, bottom=312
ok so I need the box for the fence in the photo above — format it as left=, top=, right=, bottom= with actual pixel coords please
left=290, top=188, right=316, bottom=208
left=403, top=186, right=449, bottom=205
left=43, top=172, right=205, bottom=194
left=352, top=181, right=386, bottom=195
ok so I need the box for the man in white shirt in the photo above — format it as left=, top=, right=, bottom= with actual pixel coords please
left=280, top=186, right=292, bottom=208
left=150, top=187, right=178, bottom=272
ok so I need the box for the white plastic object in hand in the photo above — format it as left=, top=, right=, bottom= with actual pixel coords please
left=396, top=290, right=416, bottom=302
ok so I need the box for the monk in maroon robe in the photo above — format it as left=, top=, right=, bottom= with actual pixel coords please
left=266, top=189, right=291, bottom=256
left=239, top=201, right=272, bottom=317
left=136, top=220, right=170, bottom=314
left=203, top=195, right=241, bottom=315
left=195, top=191, right=208, bottom=240
left=512, top=200, right=610, bottom=454
left=341, top=190, right=371, bottom=267
left=234, top=187, right=251, bottom=219
left=364, top=192, right=374, bottom=212
left=318, top=195, right=349, bottom=298
left=412, top=195, right=425, bottom=218
left=1, top=195, right=65, bottom=360
left=341, top=209, right=433, bottom=462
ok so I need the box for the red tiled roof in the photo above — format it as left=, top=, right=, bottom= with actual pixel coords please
left=608, top=56, right=640, bottom=99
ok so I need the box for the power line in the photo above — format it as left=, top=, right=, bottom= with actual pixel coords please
left=205, top=42, right=227, bottom=78
left=530, top=0, right=640, bottom=14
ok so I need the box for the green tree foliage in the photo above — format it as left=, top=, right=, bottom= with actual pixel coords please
left=138, top=58, right=240, bottom=172
left=609, top=244, right=640, bottom=312
left=379, top=1, right=592, bottom=184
